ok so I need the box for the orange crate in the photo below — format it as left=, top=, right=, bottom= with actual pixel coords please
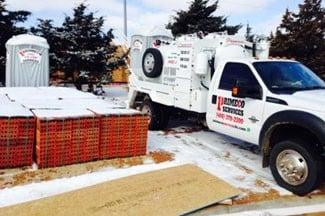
left=0, top=117, right=35, bottom=168
left=97, top=113, right=148, bottom=160
left=36, top=116, right=100, bottom=168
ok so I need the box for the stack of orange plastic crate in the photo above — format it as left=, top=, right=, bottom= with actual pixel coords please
left=33, top=109, right=100, bottom=168
left=90, top=108, right=149, bottom=159
left=0, top=87, right=149, bottom=169
left=0, top=98, right=35, bottom=168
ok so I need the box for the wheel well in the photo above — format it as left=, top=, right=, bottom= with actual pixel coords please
left=262, top=124, right=323, bottom=167
left=130, top=92, right=150, bottom=109
left=136, top=92, right=149, bottom=101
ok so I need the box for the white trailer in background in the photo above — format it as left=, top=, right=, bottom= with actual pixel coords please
left=5, top=34, right=50, bottom=87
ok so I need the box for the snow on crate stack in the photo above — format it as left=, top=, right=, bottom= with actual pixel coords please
left=89, top=107, right=149, bottom=159
left=20, top=98, right=118, bottom=110
left=37, top=87, right=97, bottom=100
left=0, top=98, right=35, bottom=168
left=33, top=109, right=99, bottom=168
left=0, top=87, right=97, bottom=102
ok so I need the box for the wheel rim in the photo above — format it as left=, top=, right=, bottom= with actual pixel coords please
left=141, top=104, right=152, bottom=124
left=144, top=53, right=155, bottom=73
left=276, top=149, right=308, bottom=186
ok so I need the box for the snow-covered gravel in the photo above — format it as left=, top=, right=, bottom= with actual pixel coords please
left=148, top=128, right=290, bottom=195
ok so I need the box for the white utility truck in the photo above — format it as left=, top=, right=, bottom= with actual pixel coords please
left=128, top=33, right=325, bottom=195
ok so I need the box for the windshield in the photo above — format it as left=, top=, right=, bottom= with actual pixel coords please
left=253, top=61, right=325, bottom=94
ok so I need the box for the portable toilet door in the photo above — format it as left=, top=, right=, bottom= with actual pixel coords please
left=5, top=34, right=50, bottom=87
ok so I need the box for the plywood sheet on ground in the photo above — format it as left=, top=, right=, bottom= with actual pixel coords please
left=0, top=164, right=241, bottom=216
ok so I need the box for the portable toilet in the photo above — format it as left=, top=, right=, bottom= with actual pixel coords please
left=5, top=34, right=50, bottom=87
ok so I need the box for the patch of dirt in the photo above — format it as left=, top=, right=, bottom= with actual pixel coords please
left=234, top=181, right=325, bottom=205
left=230, top=142, right=260, bottom=154
left=255, top=179, right=271, bottom=190
left=150, top=151, right=174, bottom=163
left=0, top=151, right=175, bottom=189
left=223, top=151, right=231, bottom=159
left=238, top=165, right=253, bottom=174
left=163, top=127, right=203, bottom=135
left=234, top=189, right=281, bottom=205
left=304, top=212, right=325, bottom=216
left=109, top=157, right=145, bottom=168
left=0, top=177, right=5, bottom=188
left=234, top=176, right=246, bottom=181
left=12, top=173, right=30, bottom=186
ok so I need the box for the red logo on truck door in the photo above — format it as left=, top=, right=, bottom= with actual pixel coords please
left=217, top=96, right=245, bottom=116
left=215, top=96, right=245, bottom=126
left=217, top=96, right=224, bottom=111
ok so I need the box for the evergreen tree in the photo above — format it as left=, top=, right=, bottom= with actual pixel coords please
left=270, top=0, right=325, bottom=76
left=61, top=3, right=109, bottom=79
left=166, top=0, right=242, bottom=37
left=245, top=23, right=254, bottom=42
left=0, top=0, right=30, bottom=84
left=32, top=3, right=119, bottom=88
left=31, top=19, right=65, bottom=71
left=269, top=31, right=275, bottom=41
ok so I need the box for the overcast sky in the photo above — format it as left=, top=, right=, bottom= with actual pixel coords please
left=6, top=0, right=317, bottom=41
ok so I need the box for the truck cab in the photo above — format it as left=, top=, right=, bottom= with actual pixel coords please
left=128, top=33, right=325, bottom=195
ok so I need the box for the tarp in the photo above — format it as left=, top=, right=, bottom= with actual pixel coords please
left=5, top=34, right=49, bottom=87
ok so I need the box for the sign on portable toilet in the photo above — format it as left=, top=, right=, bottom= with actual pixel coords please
left=5, top=34, right=50, bottom=87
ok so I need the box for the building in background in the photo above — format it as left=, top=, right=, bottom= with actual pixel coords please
left=110, top=45, right=129, bottom=84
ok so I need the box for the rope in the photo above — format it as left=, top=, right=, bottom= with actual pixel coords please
left=77, top=117, right=81, bottom=163
left=103, top=117, right=107, bottom=158
left=6, top=117, right=11, bottom=166
left=61, top=119, right=65, bottom=166
left=92, top=116, right=96, bottom=159
left=116, top=114, right=120, bottom=157
left=45, top=119, right=49, bottom=168
left=128, top=115, right=131, bottom=156
left=23, top=119, right=28, bottom=164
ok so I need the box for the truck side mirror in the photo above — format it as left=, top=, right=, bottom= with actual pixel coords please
left=232, top=83, right=262, bottom=100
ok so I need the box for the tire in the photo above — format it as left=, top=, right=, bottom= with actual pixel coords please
left=198, top=117, right=208, bottom=128
left=160, top=106, right=170, bottom=129
left=141, top=99, right=167, bottom=131
left=142, top=48, right=163, bottom=78
left=270, top=139, right=323, bottom=195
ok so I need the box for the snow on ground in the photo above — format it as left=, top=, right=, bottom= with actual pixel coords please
left=102, top=85, right=128, bottom=108
left=0, top=85, right=291, bottom=208
left=101, top=85, right=289, bottom=193
left=148, top=129, right=289, bottom=195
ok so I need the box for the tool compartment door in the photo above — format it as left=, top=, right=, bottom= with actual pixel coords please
left=174, top=78, right=191, bottom=110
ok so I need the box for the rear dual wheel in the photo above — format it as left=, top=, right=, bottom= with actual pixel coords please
left=141, top=99, right=169, bottom=131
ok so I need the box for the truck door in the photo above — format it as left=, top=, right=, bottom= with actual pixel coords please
left=207, top=62, right=265, bottom=144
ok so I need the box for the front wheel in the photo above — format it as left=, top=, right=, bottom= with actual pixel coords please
left=270, top=139, right=323, bottom=196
